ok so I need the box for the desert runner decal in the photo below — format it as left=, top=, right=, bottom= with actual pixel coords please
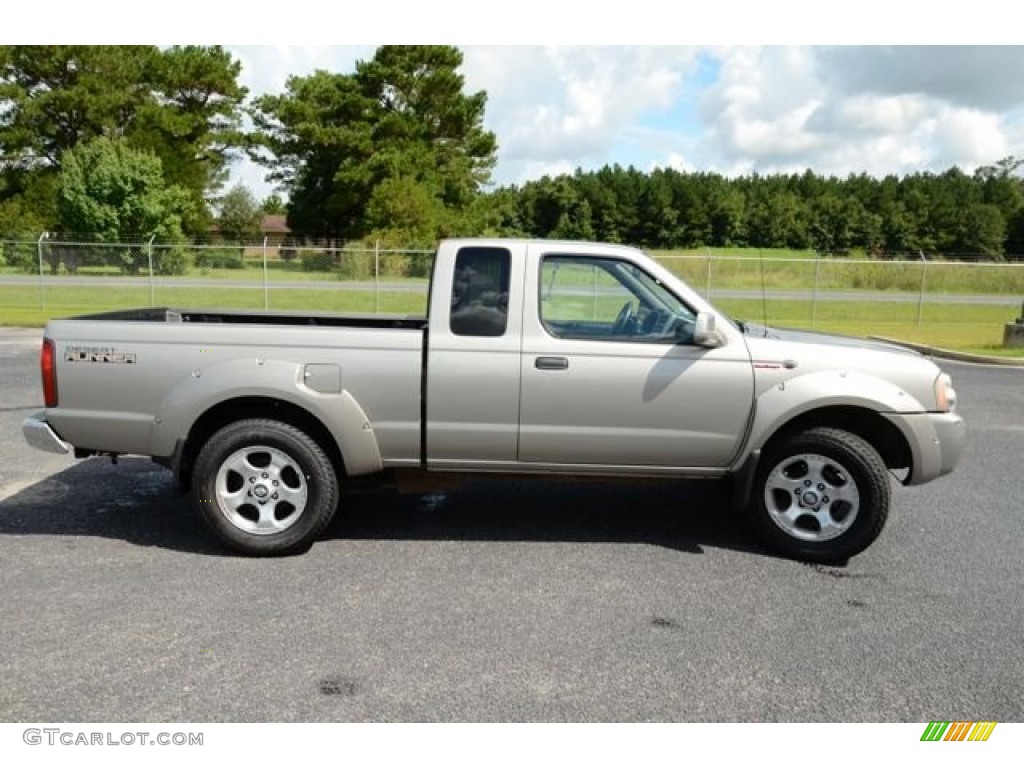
left=64, top=345, right=137, bottom=364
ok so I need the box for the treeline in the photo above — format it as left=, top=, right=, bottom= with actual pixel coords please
left=2, top=45, right=1024, bottom=270
left=490, top=160, right=1024, bottom=260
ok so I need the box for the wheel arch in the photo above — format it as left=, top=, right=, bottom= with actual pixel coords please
left=732, top=405, right=912, bottom=512
left=176, top=397, right=348, bottom=490
left=761, top=405, right=912, bottom=473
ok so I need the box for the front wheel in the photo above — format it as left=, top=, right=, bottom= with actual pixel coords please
left=748, top=427, right=890, bottom=563
left=191, top=419, right=339, bottom=555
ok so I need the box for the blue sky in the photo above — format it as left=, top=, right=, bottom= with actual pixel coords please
left=225, top=45, right=1024, bottom=202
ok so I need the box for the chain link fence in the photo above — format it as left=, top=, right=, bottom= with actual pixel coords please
left=2, top=237, right=1023, bottom=328
left=0, top=237, right=436, bottom=317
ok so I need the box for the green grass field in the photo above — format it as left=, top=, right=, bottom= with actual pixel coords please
left=713, top=298, right=1024, bottom=357
left=3, top=246, right=1024, bottom=357
left=653, top=249, right=1024, bottom=295
left=0, top=284, right=428, bottom=326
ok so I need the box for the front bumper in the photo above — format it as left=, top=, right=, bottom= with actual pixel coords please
left=22, top=412, right=71, bottom=455
left=887, top=411, right=966, bottom=486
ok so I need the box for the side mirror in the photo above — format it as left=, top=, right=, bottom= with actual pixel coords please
left=693, top=311, right=725, bottom=348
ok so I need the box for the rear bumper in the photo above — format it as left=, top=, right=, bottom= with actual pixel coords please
left=887, top=411, right=966, bottom=485
left=22, top=412, right=71, bottom=455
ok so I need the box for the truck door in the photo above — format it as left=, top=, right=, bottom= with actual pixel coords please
left=425, top=244, right=526, bottom=468
left=518, top=249, right=753, bottom=470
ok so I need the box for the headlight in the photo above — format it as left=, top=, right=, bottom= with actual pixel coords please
left=934, top=372, right=957, bottom=412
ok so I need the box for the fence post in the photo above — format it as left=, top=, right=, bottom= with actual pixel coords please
left=811, top=250, right=821, bottom=328
left=374, top=240, right=380, bottom=314
left=705, top=247, right=713, bottom=298
left=263, top=236, right=269, bottom=310
left=916, top=250, right=927, bottom=327
left=147, top=234, right=156, bottom=306
left=37, top=231, right=48, bottom=310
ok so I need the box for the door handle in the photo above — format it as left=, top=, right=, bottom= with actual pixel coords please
left=535, top=356, right=569, bottom=370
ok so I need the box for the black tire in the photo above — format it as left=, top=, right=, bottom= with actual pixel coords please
left=747, top=427, right=889, bottom=563
left=191, top=419, right=339, bottom=556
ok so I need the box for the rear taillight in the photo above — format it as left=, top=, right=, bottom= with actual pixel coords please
left=41, top=338, right=58, bottom=407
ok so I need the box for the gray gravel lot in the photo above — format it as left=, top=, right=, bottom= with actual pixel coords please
left=1, top=327, right=1021, bottom=722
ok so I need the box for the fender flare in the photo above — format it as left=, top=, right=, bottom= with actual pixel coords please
left=742, top=369, right=926, bottom=456
left=149, top=357, right=382, bottom=477
left=730, top=370, right=925, bottom=509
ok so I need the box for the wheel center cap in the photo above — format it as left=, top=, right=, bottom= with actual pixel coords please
left=802, top=490, right=820, bottom=506
left=253, top=485, right=269, bottom=499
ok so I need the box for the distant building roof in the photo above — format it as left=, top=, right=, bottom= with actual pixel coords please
left=261, top=215, right=289, bottom=234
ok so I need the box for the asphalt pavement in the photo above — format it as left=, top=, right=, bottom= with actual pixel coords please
left=0, top=329, right=1021, bottom=722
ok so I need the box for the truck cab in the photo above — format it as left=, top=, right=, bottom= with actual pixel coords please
left=426, top=240, right=752, bottom=473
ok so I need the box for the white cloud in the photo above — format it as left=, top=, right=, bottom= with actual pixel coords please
left=230, top=46, right=370, bottom=98
left=932, top=108, right=1009, bottom=166
left=811, top=94, right=932, bottom=136
left=819, top=46, right=1024, bottom=111
left=697, top=46, right=1024, bottom=177
left=699, top=47, right=824, bottom=164
left=650, top=152, right=696, bottom=173
left=461, top=46, right=701, bottom=183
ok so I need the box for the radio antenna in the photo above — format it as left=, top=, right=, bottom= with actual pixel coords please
left=759, top=248, right=768, bottom=336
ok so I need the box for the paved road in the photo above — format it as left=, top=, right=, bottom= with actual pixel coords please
left=1, top=274, right=1020, bottom=305
left=0, top=330, right=1021, bottom=721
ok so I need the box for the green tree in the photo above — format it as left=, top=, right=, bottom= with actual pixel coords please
left=975, top=157, right=1023, bottom=215
left=0, top=195, right=48, bottom=271
left=879, top=200, right=918, bottom=254
left=0, top=45, right=247, bottom=235
left=707, top=181, right=747, bottom=247
left=517, top=176, right=594, bottom=240
left=261, top=193, right=286, bottom=215
left=1006, top=209, right=1024, bottom=259
left=252, top=45, right=497, bottom=244
left=56, top=137, right=191, bottom=273
left=252, top=70, right=376, bottom=242
left=218, top=185, right=263, bottom=244
left=131, top=46, right=248, bottom=232
left=0, top=46, right=152, bottom=169
left=808, top=195, right=854, bottom=254
left=955, top=203, right=1006, bottom=259
left=365, top=177, right=443, bottom=247
left=634, top=171, right=679, bottom=247
left=746, top=190, right=807, bottom=249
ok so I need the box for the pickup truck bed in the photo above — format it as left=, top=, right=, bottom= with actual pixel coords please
left=73, top=306, right=427, bottom=329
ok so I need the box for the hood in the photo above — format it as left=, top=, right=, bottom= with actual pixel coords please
left=738, top=323, right=920, bottom=357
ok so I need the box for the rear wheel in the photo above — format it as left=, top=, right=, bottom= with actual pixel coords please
left=191, top=419, right=339, bottom=555
left=748, top=427, right=889, bottom=563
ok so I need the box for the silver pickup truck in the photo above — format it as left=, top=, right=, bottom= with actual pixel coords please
left=23, top=238, right=964, bottom=561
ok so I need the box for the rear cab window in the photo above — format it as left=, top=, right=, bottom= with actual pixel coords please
left=450, top=247, right=511, bottom=337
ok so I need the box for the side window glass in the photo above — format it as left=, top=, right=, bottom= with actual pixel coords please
left=450, top=247, right=511, bottom=337
left=540, top=255, right=696, bottom=342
